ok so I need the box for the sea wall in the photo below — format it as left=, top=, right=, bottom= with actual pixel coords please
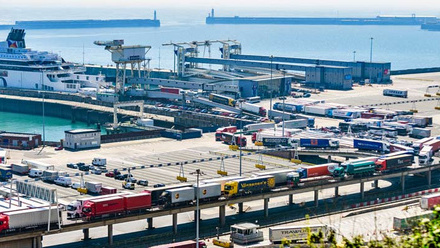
left=391, top=67, right=440, bottom=75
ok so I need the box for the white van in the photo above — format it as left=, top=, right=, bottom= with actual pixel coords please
left=92, top=158, right=106, bottom=167
left=28, top=168, right=43, bottom=178
left=54, top=176, right=72, bottom=187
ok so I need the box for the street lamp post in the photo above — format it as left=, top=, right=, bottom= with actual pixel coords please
left=353, top=51, right=356, bottom=62
left=369, top=38, right=373, bottom=84
left=238, top=100, right=244, bottom=176
left=190, top=169, right=205, bottom=248
left=269, top=55, right=273, bottom=117
left=279, top=97, right=286, bottom=137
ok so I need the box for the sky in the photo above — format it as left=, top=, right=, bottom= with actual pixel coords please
left=2, top=0, right=440, bottom=15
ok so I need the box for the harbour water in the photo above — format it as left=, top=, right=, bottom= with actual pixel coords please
left=1, top=8, right=440, bottom=140
left=0, top=111, right=95, bottom=141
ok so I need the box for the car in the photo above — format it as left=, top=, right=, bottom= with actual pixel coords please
left=105, top=172, right=115, bottom=177
left=76, top=162, right=85, bottom=167
left=228, top=113, right=235, bottom=117
left=137, top=180, right=148, bottom=186
left=71, top=182, right=81, bottom=190
left=212, top=111, right=219, bottom=115
left=54, top=146, right=63, bottom=151
left=115, top=174, right=126, bottom=180
left=153, top=183, right=165, bottom=188
left=78, top=165, right=90, bottom=171
left=221, top=112, right=230, bottom=116
left=201, top=109, right=208, bottom=113
left=91, top=169, right=102, bottom=175
left=303, top=93, right=311, bottom=98
left=67, top=163, right=78, bottom=169
left=122, top=181, right=135, bottom=190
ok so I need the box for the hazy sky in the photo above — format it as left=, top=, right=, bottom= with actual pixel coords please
left=2, top=0, right=440, bottom=14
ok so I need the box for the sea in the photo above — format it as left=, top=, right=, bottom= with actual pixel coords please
left=1, top=7, right=440, bottom=140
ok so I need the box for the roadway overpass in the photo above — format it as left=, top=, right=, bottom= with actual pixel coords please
left=1, top=163, right=438, bottom=247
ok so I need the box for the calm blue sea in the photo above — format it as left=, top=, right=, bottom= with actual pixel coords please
left=0, top=7, right=439, bottom=140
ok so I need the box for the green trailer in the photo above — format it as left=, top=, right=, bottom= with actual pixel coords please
left=333, top=161, right=376, bottom=178
left=393, top=213, right=433, bottom=231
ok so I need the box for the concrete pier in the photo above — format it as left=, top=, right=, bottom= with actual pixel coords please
left=401, top=175, right=406, bottom=193
left=82, top=228, right=90, bottom=240
left=108, top=224, right=113, bottom=246
left=172, top=213, right=178, bottom=234
left=360, top=182, right=365, bottom=200
left=289, top=194, right=293, bottom=205
left=147, top=218, right=153, bottom=230
left=219, top=205, right=226, bottom=227
left=264, top=198, right=269, bottom=217
left=334, top=186, right=339, bottom=198
left=238, top=202, right=244, bottom=213
left=314, top=190, right=319, bottom=207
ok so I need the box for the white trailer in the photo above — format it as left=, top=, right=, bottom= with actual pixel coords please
left=240, top=102, right=266, bottom=116
left=383, top=89, right=408, bottom=98
left=278, top=119, right=308, bottom=129
left=21, top=160, right=54, bottom=171
left=92, top=158, right=107, bottom=166
left=243, top=123, right=275, bottom=133
left=85, top=182, right=102, bottom=194
left=1, top=207, right=59, bottom=232
left=164, top=187, right=195, bottom=205
left=194, top=183, right=221, bottom=200
left=269, top=224, right=331, bottom=244
left=304, top=105, right=333, bottom=116
left=253, top=169, right=296, bottom=186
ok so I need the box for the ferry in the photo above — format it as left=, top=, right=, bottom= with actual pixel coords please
left=0, top=28, right=106, bottom=92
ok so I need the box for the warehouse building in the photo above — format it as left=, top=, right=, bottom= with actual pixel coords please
left=64, top=129, right=101, bottom=150
left=0, top=132, right=41, bottom=150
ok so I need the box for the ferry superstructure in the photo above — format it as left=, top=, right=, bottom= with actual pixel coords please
left=0, top=28, right=105, bottom=92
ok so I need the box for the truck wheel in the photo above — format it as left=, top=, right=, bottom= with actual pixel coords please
left=75, top=213, right=80, bottom=218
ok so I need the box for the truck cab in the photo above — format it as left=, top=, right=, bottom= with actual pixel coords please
left=332, top=167, right=346, bottom=178
left=419, top=146, right=433, bottom=165
left=223, top=181, right=238, bottom=197
left=329, top=139, right=340, bottom=148
left=286, top=172, right=300, bottom=187
left=67, top=200, right=83, bottom=219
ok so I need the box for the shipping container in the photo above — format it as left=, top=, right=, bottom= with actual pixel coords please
left=421, top=193, right=440, bottom=210
left=194, top=183, right=221, bottom=200
left=304, top=105, right=333, bottom=116
left=202, top=177, right=243, bottom=191
left=269, top=224, right=331, bottom=244
left=262, top=137, right=292, bottom=147
left=297, top=163, right=339, bottom=179
left=375, top=154, right=413, bottom=171
left=123, top=193, right=152, bottom=211
left=101, top=186, right=117, bottom=195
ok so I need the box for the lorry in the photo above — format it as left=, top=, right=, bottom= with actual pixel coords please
left=42, top=170, right=66, bottom=183
left=353, top=139, right=390, bottom=153
left=208, top=93, right=236, bottom=107
left=418, top=139, right=440, bottom=165
left=150, top=240, right=207, bottom=248
left=268, top=109, right=294, bottom=120
left=240, top=102, right=266, bottom=116
left=11, top=163, right=29, bottom=175
left=393, top=213, right=433, bottom=231
left=223, top=176, right=275, bottom=197
left=159, top=187, right=195, bottom=208
left=409, top=128, right=431, bottom=139
left=66, top=193, right=131, bottom=219
left=82, top=196, right=125, bottom=219
left=92, top=158, right=107, bottom=167
left=0, top=207, right=60, bottom=232
left=412, top=137, right=434, bottom=154
left=143, top=183, right=193, bottom=206
left=304, top=105, right=333, bottom=116
left=390, top=144, right=414, bottom=153
left=421, top=193, right=440, bottom=210
left=243, top=123, right=275, bottom=133
left=85, top=182, right=102, bottom=194
left=0, top=168, right=12, bottom=181
left=299, top=138, right=339, bottom=149
left=297, top=163, right=339, bottom=179
left=220, top=132, right=247, bottom=147
left=215, top=126, right=237, bottom=141
left=269, top=224, right=332, bottom=244
left=375, top=154, right=413, bottom=171
left=202, top=176, right=243, bottom=191
left=293, top=114, right=315, bottom=127
left=279, top=119, right=308, bottom=129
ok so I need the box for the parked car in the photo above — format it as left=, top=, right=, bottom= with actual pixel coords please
left=78, top=164, right=90, bottom=171
left=54, top=146, right=63, bottom=151
left=67, top=163, right=78, bottom=169
left=105, top=172, right=115, bottom=177
left=71, top=182, right=81, bottom=190
left=115, top=174, right=126, bottom=180
left=153, top=183, right=165, bottom=188
left=122, top=181, right=135, bottom=190
left=137, top=180, right=148, bottom=186
left=91, top=169, right=102, bottom=175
